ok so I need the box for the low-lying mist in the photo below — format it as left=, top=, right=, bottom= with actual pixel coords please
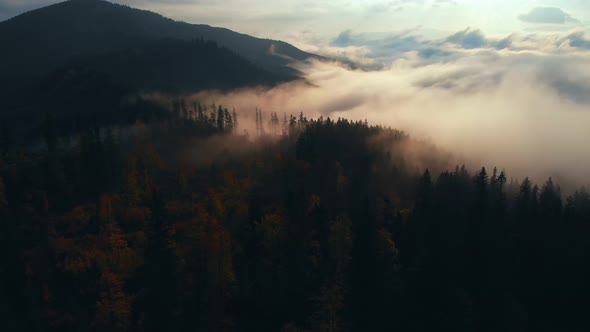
left=166, top=43, right=590, bottom=189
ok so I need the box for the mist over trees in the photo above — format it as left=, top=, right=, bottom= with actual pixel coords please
left=1, top=102, right=589, bottom=332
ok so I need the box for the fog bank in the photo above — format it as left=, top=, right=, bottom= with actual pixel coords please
left=171, top=29, right=590, bottom=189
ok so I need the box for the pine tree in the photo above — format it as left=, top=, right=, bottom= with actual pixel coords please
left=282, top=113, right=288, bottom=136
left=270, top=112, right=275, bottom=135
left=232, top=108, right=238, bottom=133
left=255, top=108, right=260, bottom=136
left=417, top=169, right=433, bottom=209
left=217, top=105, right=225, bottom=131
left=475, top=167, right=488, bottom=191
left=474, top=167, right=489, bottom=214
left=259, top=110, right=265, bottom=136
left=224, top=108, right=233, bottom=132
left=289, top=115, right=297, bottom=136
left=540, top=177, right=562, bottom=226
left=181, top=98, right=188, bottom=120
left=191, top=102, right=197, bottom=121
left=198, top=103, right=206, bottom=123
left=209, top=107, right=217, bottom=128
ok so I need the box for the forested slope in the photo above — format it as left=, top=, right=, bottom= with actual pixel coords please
left=1, top=104, right=588, bottom=332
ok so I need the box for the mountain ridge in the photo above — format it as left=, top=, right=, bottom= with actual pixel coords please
left=0, top=0, right=318, bottom=81
left=0, top=0, right=323, bottom=141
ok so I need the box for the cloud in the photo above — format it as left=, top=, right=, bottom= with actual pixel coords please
left=316, top=27, right=590, bottom=72
left=443, top=28, right=515, bottom=50
left=418, top=47, right=451, bottom=59
left=518, top=7, right=579, bottom=24
left=445, top=28, right=509, bottom=49
left=333, top=30, right=353, bottom=47
left=183, top=34, right=590, bottom=188
left=326, top=29, right=452, bottom=66
left=535, top=55, right=590, bottom=103
left=565, top=31, right=590, bottom=49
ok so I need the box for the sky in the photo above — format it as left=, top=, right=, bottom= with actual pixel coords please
left=2, top=0, right=590, bottom=186
left=1, top=1, right=589, bottom=38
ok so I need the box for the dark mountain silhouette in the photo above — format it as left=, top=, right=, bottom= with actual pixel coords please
left=0, top=0, right=322, bottom=141
left=0, top=0, right=317, bottom=83
left=2, top=37, right=283, bottom=142
left=30, top=38, right=281, bottom=127
left=49, top=38, right=282, bottom=93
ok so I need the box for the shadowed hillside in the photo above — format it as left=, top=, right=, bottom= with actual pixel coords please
left=1, top=109, right=590, bottom=332
left=0, top=0, right=321, bottom=143
left=0, top=0, right=317, bottom=83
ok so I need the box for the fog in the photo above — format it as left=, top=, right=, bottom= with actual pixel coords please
left=184, top=34, right=590, bottom=188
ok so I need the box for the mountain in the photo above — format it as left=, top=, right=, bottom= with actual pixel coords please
left=0, top=0, right=322, bottom=141
left=56, top=38, right=283, bottom=92
left=0, top=0, right=317, bottom=84
left=27, top=38, right=283, bottom=129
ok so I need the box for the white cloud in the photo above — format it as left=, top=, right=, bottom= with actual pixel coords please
left=186, top=30, right=590, bottom=187
left=519, top=6, right=579, bottom=24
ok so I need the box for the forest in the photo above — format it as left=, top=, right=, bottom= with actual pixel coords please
left=1, top=99, right=589, bottom=332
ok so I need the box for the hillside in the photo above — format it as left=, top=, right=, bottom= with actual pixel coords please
left=0, top=0, right=320, bottom=142
left=2, top=110, right=589, bottom=331
left=0, top=0, right=316, bottom=82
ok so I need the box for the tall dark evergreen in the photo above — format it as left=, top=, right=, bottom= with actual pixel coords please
left=224, top=108, right=233, bottom=132
left=232, top=108, right=238, bottom=133
left=217, top=106, right=225, bottom=131
left=209, top=106, right=217, bottom=128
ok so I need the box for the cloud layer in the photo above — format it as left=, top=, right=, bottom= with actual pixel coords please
left=188, top=28, right=590, bottom=188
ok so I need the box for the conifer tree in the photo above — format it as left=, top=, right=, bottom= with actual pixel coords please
left=232, top=108, right=238, bottom=133
left=217, top=105, right=225, bottom=130
left=198, top=103, right=206, bottom=123
left=224, top=108, right=233, bottom=132
left=209, top=107, right=216, bottom=128
left=282, top=113, right=288, bottom=136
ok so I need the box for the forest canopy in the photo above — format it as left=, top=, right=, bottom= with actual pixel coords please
left=1, top=102, right=589, bottom=332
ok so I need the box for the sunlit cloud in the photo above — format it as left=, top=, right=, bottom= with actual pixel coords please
left=185, top=28, right=590, bottom=187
